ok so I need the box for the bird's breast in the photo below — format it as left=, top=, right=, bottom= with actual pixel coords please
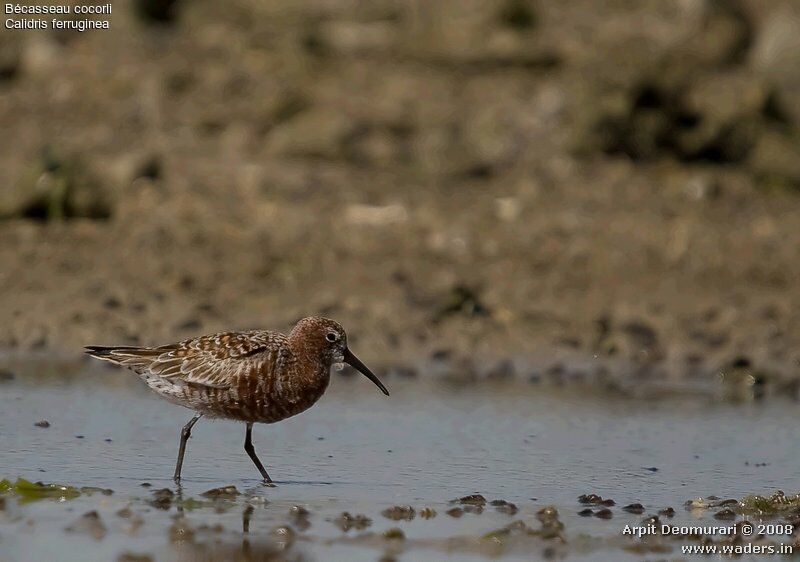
left=228, top=365, right=330, bottom=423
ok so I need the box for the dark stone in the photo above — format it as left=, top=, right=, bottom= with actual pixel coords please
left=200, top=486, right=239, bottom=499
left=714, top=508, right=737, bottom=520
left=594, top=508, right=613, bottom=519
left=658, top=507, right=676, bottom=517
left=381, top=505, right=415, bottom=521
left=453, top=494, right=486, bottom=506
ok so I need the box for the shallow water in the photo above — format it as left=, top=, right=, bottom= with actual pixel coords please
left=0, top=364, right=797, bottom=561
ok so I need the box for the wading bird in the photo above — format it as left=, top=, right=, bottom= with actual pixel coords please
left=85, top=317, right=389, bottom=483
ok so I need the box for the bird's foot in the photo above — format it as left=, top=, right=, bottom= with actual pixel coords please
left=261, top=479, right=276, bottom=488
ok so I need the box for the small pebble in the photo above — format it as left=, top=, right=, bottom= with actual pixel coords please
left=454, top=494, right=486, bottom=506
left=200, top=486, right=240, bottom=499
left=290, top=505, right=311, bottom=531
left=490, top=499, right=518, bottom=515
left=148, top=488, right=174, bottom=510
left=685, top=498, right=708, bottom=509
left=382, top=505, right=415, bottom=521
left=332, top=511, right=371, bottom=531
left=594, top=508, right=613, bottom=519
left=289, top=505, right=309, bottom=517
left=383, top=528, right=405, bottom=540
left=34, top=420, right=50, bottom=428
left=419, top=507, right=436, bottom=519
left=270, top=525, right=295, bottom=548
left=536, top=506, right=559, bottom=521
left=579, top=493, right=615, bottom=506
left=623, top=503, right=645, bottom=514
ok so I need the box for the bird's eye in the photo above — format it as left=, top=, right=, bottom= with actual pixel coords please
left=325, top=332, right=338, bottom=343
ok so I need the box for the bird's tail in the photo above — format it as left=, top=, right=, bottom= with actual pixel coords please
left=84, top=345, right=161, bottom=369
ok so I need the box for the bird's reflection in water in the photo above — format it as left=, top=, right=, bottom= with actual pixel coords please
left=162, top=487, right=302, bottom=562
left=242, top=503, right=255, bottom=556
left=243, top=503, right=255, bottom=534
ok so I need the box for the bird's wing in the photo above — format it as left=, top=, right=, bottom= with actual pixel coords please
left=86, top=331, right=287, bottom=390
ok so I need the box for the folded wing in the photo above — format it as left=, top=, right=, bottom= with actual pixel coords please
left=85, top=330, right=286, bottom=390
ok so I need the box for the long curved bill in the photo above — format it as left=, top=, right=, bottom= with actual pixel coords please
left=344, top=349, right=390, bottom=396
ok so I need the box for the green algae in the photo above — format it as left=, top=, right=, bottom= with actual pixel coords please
left=739, top=491, right=800, bottom=516
left=0, top=478, right=80, bottom=502
left=178, top=497, right=211, bottom=510
left=80, top=486, right=114, bottom=496
left=684, top=490, right=800, bottom=520
left=482, top=527, right=511, bottom=544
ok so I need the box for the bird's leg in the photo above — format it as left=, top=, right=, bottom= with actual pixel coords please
left=173, top=413, right=202, bottom=483
left=244, top=422, right=273, bottom=484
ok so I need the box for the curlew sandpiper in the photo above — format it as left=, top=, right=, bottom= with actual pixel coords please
left=85, top=316, right=389, bottom=483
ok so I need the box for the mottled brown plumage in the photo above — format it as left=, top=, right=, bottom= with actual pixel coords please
left=85, top=316, right=389, bottom=483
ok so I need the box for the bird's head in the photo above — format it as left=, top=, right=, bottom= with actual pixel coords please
left=289, top=316, right=389, bottom=396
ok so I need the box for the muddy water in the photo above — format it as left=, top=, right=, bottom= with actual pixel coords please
left=0, top=365, right=797, bottom=561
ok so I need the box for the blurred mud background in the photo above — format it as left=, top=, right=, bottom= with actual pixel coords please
left=2, top=0, right=800, bottom=390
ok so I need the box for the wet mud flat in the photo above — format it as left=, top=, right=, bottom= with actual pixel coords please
left=5, top=0, right=800, bottom=388
left=1, top=366, right=799, bottom=561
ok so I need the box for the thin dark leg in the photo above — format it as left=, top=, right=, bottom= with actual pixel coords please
left=173, top=413, right=202, bottom=482
left=244, top=422, right=272, bottom=483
